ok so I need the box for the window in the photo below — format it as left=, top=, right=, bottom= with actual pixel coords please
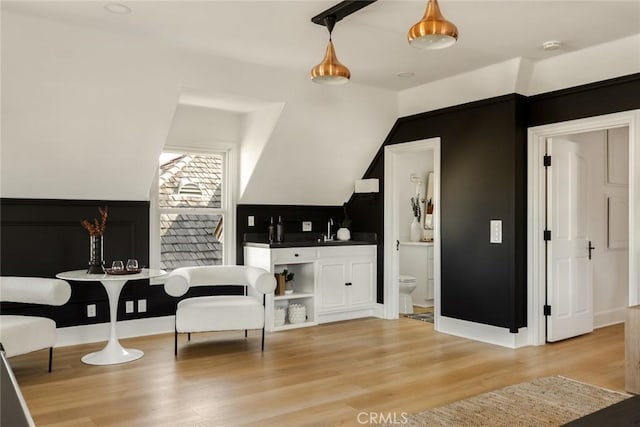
left=157, top=151, right=229, bottom=271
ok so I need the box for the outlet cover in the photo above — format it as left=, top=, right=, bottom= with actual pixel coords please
left=87, top=304, right=96, bottom=318
left=490, top=220, right=502, bottom=244
left=248, top=215, right=255, bottom=227
left=125, top=300, right=134, bottom=313
left=302, top=221, right=312, bottom=232
left=137, top=299, right=147, bottom=313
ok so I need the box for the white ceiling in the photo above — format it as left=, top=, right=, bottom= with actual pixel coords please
left=4, top=0, right=640, bottom=91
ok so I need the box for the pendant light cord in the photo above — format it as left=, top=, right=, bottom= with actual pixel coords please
left=324, top=15, right=336, bottom=41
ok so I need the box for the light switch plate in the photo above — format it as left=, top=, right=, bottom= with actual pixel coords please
left=302, top=221, right=312, bottom=232
left=125, top=300, right=134, bottom=313
left=137, top=299, right=147, bottom=313
left=248, top=215, right=255, bottom=227
left=490, top=220, right=502, bottom=244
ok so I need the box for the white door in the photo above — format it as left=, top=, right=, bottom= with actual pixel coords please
left=546, top=137, right=594, bottom=342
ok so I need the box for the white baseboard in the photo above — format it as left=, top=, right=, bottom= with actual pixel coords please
left=317, top=307, right=377, bottom=324
left=594, top=307, right=626, bottom=329
left=436, top=315, right=529, bottom=349
left=55, top=316, right=175, bottom=348
left=374, top=303, right=385, bottom=318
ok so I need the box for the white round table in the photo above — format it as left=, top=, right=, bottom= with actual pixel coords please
left=56, top=268, right=166, bottom=365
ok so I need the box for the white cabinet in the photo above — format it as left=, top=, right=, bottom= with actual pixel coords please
left=426, top=245, right=434, bottom=301
left=244, top=244, right=377, bottom=331
left=316, top=246, right=376, bottom=323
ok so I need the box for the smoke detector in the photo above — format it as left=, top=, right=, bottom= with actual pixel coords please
left=542, top=40, right=562, bottom=51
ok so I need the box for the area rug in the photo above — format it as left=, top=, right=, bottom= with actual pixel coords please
left=381, top=376, right=631, bottom=427
left=404, top=312, right=434, bottom=323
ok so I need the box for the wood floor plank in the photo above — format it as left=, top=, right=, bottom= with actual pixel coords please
left=8, top=317, right=625, bottom=426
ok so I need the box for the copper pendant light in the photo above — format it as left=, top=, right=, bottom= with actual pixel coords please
left=408, top=0, right=458, bottom=50
left=310, top=15, right=350, bottom=84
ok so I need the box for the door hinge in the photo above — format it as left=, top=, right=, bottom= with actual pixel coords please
left=544, top=305, right=551, bottom=316
left=543, top=155, right=551, bottom=167
left=544, top=230, right=551, bottom=241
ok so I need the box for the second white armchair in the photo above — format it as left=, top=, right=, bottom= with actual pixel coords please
left=164, top=265, right=276, bottom=356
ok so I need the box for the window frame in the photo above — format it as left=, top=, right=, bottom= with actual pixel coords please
left=150, top=143, right=237, bottom=282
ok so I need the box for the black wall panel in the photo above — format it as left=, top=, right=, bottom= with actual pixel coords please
left=528, top=73, right=640, bottom=127
left=0, top=199, right=177, bottom=327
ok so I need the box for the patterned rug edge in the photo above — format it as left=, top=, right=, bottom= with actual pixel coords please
left=379, top=376, right=631, bottom=427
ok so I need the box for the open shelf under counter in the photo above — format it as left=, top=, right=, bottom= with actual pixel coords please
left=399, top=241, right=434, bottom=246
left=271, top=320, right=318, bottom=332
left=274, top=292, right=314, bottom=301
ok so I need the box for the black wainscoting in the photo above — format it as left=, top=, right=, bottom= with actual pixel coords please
left=236, top=204, right=344, bottom=265
left=0, top=199, right=176, bottom=327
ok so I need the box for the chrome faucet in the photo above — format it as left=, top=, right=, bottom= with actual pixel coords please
left=325, top=218, right=334, bottom=242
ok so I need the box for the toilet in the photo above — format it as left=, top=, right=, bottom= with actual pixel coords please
left=398, top=275, right=417, bottom=314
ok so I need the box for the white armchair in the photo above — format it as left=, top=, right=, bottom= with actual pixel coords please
left=0, top=276, right=71, bottom=372
left=164, top=265, right=276, bottom=355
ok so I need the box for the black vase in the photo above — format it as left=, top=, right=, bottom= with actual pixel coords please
left=87, top=235, right=105, bottom=274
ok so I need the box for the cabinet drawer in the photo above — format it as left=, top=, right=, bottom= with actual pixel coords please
left=317, top=245, right=375, bottom=259
left=272, top=247, right=317, bottom=263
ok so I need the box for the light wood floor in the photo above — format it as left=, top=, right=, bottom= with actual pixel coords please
left=10, top=317, right=625, bottom=426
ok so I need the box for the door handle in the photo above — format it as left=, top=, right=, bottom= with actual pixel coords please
left=345, top=282, right=352, bottom=286
left=588, top=241, right=595, bottom=260
left=396, top=240, right=400, bottom=251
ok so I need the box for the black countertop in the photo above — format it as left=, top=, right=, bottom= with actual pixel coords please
left=243, top=232, right=377, bottom=249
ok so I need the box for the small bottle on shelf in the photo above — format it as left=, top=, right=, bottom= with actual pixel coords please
left=268, top=217, right=275, bottom=243
left=276, top=216, right=285, bottom=243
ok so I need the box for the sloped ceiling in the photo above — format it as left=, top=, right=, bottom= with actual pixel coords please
left=0, top=8, right=397, bottom=204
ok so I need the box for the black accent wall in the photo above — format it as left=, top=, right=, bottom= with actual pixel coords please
left=347, top=73, right=640, bottom=333
left=0, top=199, right=176, bottom=327
left=348, top=95, right=528, bottom=332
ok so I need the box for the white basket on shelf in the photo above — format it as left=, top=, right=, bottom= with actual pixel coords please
left=288, top=304, right=306, bottom=324
left=274, top=307, right=286, bottom=327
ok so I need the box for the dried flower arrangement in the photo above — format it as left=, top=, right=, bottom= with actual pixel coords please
left=410, top=194, right=421, bottom=218
left=81, top=207, right=108, bottom=236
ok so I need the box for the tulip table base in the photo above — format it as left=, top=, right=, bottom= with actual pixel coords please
left=56, top=269, right=166, bottom=365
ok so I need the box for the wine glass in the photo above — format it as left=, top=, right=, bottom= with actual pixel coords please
left=126, top=259, right=139, bottom=271
left=111, top=260, right=124, bottom=272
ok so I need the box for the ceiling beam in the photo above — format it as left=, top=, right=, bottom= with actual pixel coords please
left=311, top=1, right=378, bottom=26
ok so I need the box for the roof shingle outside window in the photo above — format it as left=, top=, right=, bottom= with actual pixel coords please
left=159, top=154, right=222, bottom=209
left=159, top=154, right=224, bottom=271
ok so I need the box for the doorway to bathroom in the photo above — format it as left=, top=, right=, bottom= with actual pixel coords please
left=384, top=138, right=441, bottom=329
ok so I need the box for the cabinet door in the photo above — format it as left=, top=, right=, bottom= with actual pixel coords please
left=348, top=258, right=375, bottom=307
left=426, top=246, right=434, bottom=300
left=317, top=261, right=348, bottom=312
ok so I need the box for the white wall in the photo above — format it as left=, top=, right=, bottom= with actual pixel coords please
left=567, top=128, right=629, bottom=327
left=1, top=10, right=398, bottom=206
left=0, top=11, right=182, bottom=201
left=165, top=105, right=242, bottom=148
